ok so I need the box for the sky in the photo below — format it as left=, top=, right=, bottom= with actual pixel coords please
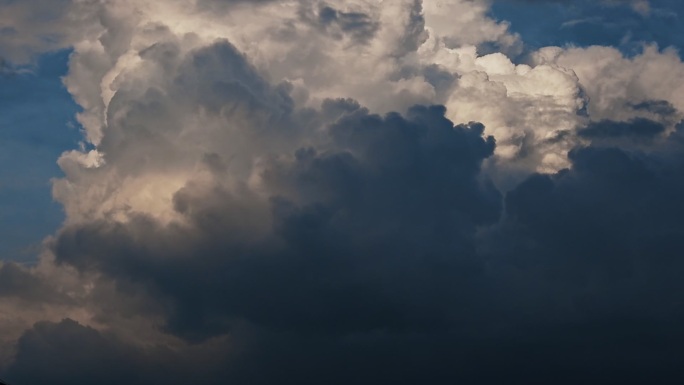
left=1, top=0, right=684, bottom=383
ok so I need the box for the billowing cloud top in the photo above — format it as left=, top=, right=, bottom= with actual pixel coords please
left=2, top=0, right=684, bottom=383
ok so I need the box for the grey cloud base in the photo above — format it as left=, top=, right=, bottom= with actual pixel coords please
left=52, top=103, right=500, bottom=341
left=8, top=118, right=684, bottom=384
left=8, top=318, right=684, bottom=385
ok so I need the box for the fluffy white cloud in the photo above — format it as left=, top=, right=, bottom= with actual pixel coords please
left=537, top=44, right=684, bottom=125
left=48, top=0, right=585, bottom=227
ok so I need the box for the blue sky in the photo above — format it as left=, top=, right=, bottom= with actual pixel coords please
left=489, top=0, right=684, bottom=56
left=0, top=50, right=80, bottom=262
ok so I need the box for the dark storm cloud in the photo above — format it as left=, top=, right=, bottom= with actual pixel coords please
left=52, top=103, right=501, bottom=341
left=4, top=130, right=684, bottom=382
left=6, top=319, right=191, bottom=385
left=18, top=110, right=684, bottom=384
left=10, top=66, right=684, bottom=383
left=491, top=120, right=684, bottom=335
left=5, top=2, right=684, bottom=384
left=0, top=263, right=69, bottom=303
left=578, top=117, right=665, bottom=139
left=8, top=320, right=148, bottom=385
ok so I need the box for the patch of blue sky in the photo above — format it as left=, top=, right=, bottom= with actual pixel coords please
left=0, top=49, right=81, bottom=262
left=489, top=0, right=684, bottom=58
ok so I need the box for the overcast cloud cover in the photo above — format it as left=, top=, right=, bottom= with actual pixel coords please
left=1, top=0, right=684, bottom=383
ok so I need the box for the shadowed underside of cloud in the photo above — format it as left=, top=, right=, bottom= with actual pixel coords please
left=7, top=317, right=684, bottom=385
left=577, top=117, right=665, bottom=144
left=500, top=144, right=684, bottom=314
left=52, top=104, right=501, bottom=341
left=7, top=111, right=684, bottom=385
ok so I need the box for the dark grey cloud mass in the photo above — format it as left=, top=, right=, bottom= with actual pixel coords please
left=52, top=101, right=500, bottom=341
left=0, top=263, right=69, bottom=304
left=577, top=117, right=665, bottom=143
left=8, top=110, right=684, bottom=384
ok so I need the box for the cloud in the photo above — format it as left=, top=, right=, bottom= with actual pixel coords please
left=52, top=102, right=501, bottom=341
left=0, top=256, right=93, bottom=371
left=493, top=120, right=684, bottom=329
left=0, top=262, right=69, bottom=303
left=6, top=319, right=192, bottom=385
left=3, top=0, right=684, bottom=384
left=577, top=117, right=666, bottom=145
left=0, top=0, right=101, bottom=63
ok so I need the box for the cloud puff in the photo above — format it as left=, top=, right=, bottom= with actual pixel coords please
left=535, top=45, right=684, bottom=124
